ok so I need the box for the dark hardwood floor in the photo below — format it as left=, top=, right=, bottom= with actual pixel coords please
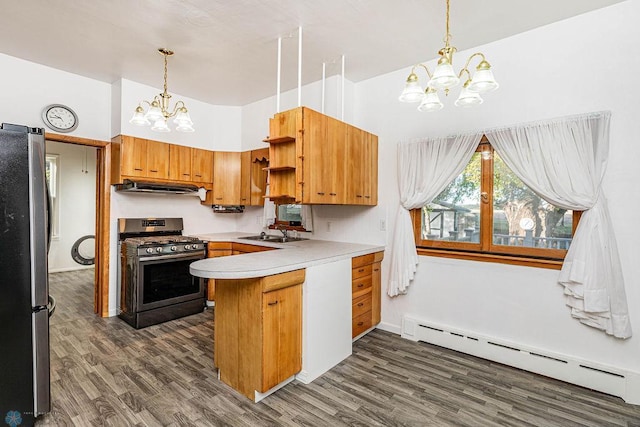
left=39, top=269, right=640, bottom=426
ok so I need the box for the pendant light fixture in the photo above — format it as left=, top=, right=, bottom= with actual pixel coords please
left=130, top=48, right=194, bottom=132
left=399, top=0, right=499, bottom=112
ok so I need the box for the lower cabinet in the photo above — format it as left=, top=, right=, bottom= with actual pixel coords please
left=351, top=251, right=384, bottom=338
left=214, top=269, right=304, bottom=401
left=206, top=241, right=276, bottom=302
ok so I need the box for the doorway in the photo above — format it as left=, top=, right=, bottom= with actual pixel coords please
left=45, top=133, right=110, bottom=317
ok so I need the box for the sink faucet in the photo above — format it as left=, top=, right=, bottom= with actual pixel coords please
left=276, top=225, right=289, bottom=239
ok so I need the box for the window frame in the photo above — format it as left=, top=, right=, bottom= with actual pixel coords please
left=412, top=137, right=582, bottom=269
left=269, top=203, right=309, bottom=232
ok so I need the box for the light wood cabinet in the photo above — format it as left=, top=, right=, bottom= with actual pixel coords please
left=209, top=149, right=269, bottom=206
left=265, top=106, right=377, bottom=205
left=115, top=135, right=170, bottom=180
left=110, top=135, right=213, bottom=189
left=169, top=144, right=192, bottom=182
left=212, top=151, right=242, bottom=205
left=192, top=148, right=213, bottom=185
left=214, top=269, right=304, bottom=401
left=205, top=242, right=276, bottom=301
left=248, top=148, right=269, bottom=206
left=352, top=251, right=384, bottom=339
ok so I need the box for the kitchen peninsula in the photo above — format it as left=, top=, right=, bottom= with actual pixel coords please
left=189, top=233, right=384, bottom=402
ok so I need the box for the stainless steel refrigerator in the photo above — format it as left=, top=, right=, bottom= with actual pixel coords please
left=0, top=123, right=54, bottom=425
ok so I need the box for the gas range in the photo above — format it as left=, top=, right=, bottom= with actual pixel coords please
left=124, top=235, right=206, bottom=256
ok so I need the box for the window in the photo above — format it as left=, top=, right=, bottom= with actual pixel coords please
left=45, top=154, right=60, bottom=239
left=413, top=138, right=581, bottom=267
left=271, top=203, right=309, bottom=231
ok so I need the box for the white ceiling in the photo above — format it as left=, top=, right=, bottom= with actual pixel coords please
left=0, top=0, right=624, bottom=106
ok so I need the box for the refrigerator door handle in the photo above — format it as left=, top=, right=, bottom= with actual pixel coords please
left=47, top=295, right=56, bottom=317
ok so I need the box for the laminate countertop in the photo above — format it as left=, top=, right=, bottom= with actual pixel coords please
left=189, top=232, right=384, bottom=280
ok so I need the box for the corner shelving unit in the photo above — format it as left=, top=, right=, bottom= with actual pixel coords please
left=263, top=135, right=298, bottom=202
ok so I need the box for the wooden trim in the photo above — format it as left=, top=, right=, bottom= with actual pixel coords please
left=45, top=132, right=108, bottom=148
left=45, top=133, right=111, bottom=317
left=416, top=248, right=563, bottom=270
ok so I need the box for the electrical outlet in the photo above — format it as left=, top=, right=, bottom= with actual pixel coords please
left=379, top=219, right=386, bottom=231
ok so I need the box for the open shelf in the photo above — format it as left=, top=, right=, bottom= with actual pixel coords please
left=263, top=136, right=296, bottom=144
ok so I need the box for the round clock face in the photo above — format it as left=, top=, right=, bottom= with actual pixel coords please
left=41, top=104, right=78, bottom=133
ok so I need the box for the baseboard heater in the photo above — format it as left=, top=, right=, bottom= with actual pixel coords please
left=401, top=315, right=640, bottom=405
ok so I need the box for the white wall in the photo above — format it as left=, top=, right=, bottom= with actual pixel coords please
left=0, top=53, right=112, bottom=140
left=352, top=0, right=640, bottom=373
left=117, top=79, right=241, bottom=151
left=46, top=141, right=97, bottom=272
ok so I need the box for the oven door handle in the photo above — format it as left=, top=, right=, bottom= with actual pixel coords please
left=138, top=252, right=205, bottom=262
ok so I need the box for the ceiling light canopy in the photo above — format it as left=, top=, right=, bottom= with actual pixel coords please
left=399, top=0, right=499, bottom=112
left=130, top=48, right=194, bottom=132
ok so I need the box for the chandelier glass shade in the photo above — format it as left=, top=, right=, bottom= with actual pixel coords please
left=130, top=48, right=194, bottom=132
left=399, top=0, right=499, bottom=112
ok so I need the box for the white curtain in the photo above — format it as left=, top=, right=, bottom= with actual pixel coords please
left=301, top=205, right=313, bottom=231
left=388, top=133, right=483, bottom=296
left=485, top=111, right=631, bottom=338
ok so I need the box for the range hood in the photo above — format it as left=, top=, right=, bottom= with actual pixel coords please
left=115, top=180, right=200, bottom=196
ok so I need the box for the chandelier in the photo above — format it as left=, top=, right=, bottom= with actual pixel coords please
left=399, top=0, right=499, bottom=112
left=130, top=48, right=194, bottom=132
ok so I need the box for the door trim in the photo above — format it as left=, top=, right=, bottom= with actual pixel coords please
left=45, top=132, right=111, bottom=317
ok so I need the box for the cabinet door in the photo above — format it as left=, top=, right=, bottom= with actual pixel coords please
left=371, top=261, right=381, bottom=325
left=213, top=151, right=241, bottom=205
left=250, top=148, right=269, bottom=206
left=169, top=144, right=192, bottom=182
left=120, top=137, right=147, bottom=178
left=240, top=151, right=251, bottom=205
left=302, top=109, right=330, bottom=203
left=192, top=148, right=213, bottom=184
left=262, top=284, right=302, bottom=392
left=146, top=140, right=170, bottom=179
left=346, top=126, right=364, bottom=204
left=366, top=134, right=378, bottom=205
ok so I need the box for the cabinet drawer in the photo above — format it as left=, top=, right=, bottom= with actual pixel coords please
left=208, top=242, right=232, bottom=250
left=352, top=311, right=372, bottom=337
left=351, top=276, right=372, bottom=297
left=352, top=253, right=375, bottom=269
left=208, top=249, right=233, bottom=258
left=352, top=294, right=372, bottom=318
left=352, top=264, right=372, bottom=280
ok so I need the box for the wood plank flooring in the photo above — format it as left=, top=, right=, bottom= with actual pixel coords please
left=38, top=269, right=640, bottom=426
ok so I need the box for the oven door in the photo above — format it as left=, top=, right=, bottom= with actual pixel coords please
left=136, top=251, right=205, bottom=312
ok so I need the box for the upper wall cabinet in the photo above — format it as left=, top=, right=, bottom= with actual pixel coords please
left=207, top=148, right=269, bottom=206
left=110, top=135, right=213, bottom=189
left=264, top=107, right=378, bottom=205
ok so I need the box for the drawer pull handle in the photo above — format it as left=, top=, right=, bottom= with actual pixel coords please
left=357, top=284, right=364, bottom=288
left=357, top=303, right=364, bottom=307
left=358, top=268, right=365, bottom=273
left=357, top=322, right=364, bottom=326
left=150, top=169, right=158, bottom=172
left=374, top=268, right=380, bottom=272
left=317, top=192, right=325, bottom=195
left=134, top=168, right=143, bottom=171
left=268, top=301, right=278, bottom=306
left=330, top=193, right=337, bottom=196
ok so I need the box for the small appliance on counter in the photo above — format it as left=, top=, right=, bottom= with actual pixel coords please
left=0, top=123, right=54, bottom=424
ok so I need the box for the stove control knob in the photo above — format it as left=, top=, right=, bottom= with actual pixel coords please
left=156, top=247, right=163, bottom=253
left=184, top=245, right=191, bottom=250
left=146, top=248, right=153, bottom=254
left=171, top=246, right=177, bottom=252
left=192, top=244, right=200, bottom=250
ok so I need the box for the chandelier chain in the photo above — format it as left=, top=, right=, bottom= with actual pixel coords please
left=163, top=53, right=169, bottom=95
left=445, top=0, right=451, bottom=46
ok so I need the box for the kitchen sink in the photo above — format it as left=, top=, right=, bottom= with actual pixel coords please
left=241, top=234, right=308, bottom=243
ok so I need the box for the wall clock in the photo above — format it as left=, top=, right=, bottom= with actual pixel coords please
left=41, top=104, right=79, bottom=133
